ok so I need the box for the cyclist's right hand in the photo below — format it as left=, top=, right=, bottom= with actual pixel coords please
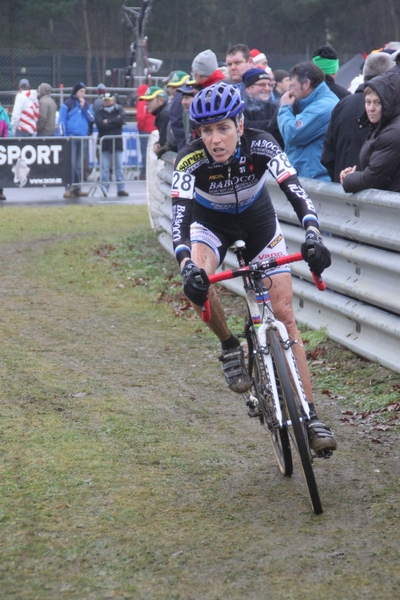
left=181, top=259, right=210, bottom=306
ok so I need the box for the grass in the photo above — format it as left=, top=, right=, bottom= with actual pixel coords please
left=0, top=203, right=399, bottom=599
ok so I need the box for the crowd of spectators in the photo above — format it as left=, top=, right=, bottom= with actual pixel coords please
left=143, top=40, right=400, bottom=197
left=2, top=40, right=400, bottom=201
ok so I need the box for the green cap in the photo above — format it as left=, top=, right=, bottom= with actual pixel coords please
left=139, top=86, right=168, bottom=100
left=167, top=71, right=190, bottom=87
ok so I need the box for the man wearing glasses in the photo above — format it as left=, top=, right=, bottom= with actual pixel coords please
left=241, top=68, right=278, bottom=133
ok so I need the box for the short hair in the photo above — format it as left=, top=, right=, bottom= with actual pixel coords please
left=226, top=43, right=250, bottom=61
left=363, top=85, right=380, bottom=98
left=363, top=52, right=395, bottom=82
left=273, top=69, right=290, bottom=83
left=289, top=61, right=325, bottom=89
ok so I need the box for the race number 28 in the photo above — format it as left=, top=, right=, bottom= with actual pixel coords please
left=268, top=152, right=297, bottom=183
left=171, top=171, right=195, bottom=198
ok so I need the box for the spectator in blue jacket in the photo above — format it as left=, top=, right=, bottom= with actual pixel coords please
left=58, top=81, right=94, bottom=198
left=278, top=62, right=339, bottom=180
left=0, top=104, right=11, bottom=200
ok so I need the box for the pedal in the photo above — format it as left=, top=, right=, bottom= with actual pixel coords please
left=314, top=449, right=333, bottom=459
left=245, top=393, right=261, bottom=418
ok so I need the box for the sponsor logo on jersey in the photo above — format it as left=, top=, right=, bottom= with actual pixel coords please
left=176, top=150, right=208, bottom=173
left=209, top=173, right=257, bottom=191
left=250, top=138, right=281, bottom=158
left=209, top=173, right=224, bottom=180
left=268, top=233, right=283, bottom=249
left=287, top=183, right=316, bottom=213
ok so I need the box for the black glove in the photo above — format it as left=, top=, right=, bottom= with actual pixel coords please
left=155, top=143, right=170, bottom=159
left=181, top=260, right=210, bottom=306
left=301, top=229, right=331, bottom=276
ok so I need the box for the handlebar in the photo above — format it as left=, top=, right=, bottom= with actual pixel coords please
left=201, top=252, right=326, bottom=322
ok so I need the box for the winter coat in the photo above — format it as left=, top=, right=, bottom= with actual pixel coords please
left=342, top=72, right=400, bottom=193
left=169, top=91, right=186, bottom=151
left=136, top=84, right=156, bottom=133
left=325, top=75, right=351, bottom=101
left=321, top=84, right=367, bottom=182
left=11, top=89, right=39, bottom=135
left=198, top=69, right=227, bottom=89
left=37, top=83, right=57, bottom=136
left=242, top=93, right=278, bottom=133
left=277, top=81, right=339, bottom=180
left=58, top=95, right=94, bottom=136
left=153, top=101, right=170, bottom=148
left=0, top=105, right=11, bottom=137
left=94, top=103, right=125, bottom=152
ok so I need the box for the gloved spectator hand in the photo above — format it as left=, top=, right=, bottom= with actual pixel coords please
left=155, top=143, right=170, bottom=159
left=301, top=228, right=331, bottom=275
left=181, top=260, right=210, bottom=306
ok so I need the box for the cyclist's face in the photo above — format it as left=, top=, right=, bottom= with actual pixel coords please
left=200, top=119, right=243, bottom=162
left=365, top=90, right=382, bottom=124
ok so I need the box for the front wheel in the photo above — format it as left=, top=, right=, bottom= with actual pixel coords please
left=268, top=329, right=323, bottom=515
left=246, top=325, right=293, bottom=477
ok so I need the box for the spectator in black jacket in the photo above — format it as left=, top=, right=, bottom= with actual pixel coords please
left=322, top=52, right=395, bottom=182
left=241, top=68, right=277, bottom=132
left=273, top=70, right=290, bottom=101
left=95, top=93, right=129, bottom=197
left=340, top=71, right=400, bottom=193
left=312, top=45, right=350, bottom=100
left=139, top=86, right=170, bottom=159
left=167, top=71, right=190, bottom=151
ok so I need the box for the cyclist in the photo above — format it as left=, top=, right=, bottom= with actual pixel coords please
left=171, top=82, right=336, bottom=453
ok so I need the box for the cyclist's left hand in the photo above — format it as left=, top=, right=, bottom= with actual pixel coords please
left=301, top=229, right=331, bottom=275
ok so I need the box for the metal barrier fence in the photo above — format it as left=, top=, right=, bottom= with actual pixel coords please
left=0, top=84, right=165, bottom=110
left=151, top=151, right=400, bottom=375
left=0, top=132, right=150, bottom=195
left=87, top=132, right=150, bottom=196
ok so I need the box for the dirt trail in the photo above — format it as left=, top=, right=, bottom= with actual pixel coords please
left=0, top=222, right=399, bottom=600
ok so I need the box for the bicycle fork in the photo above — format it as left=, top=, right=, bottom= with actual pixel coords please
left=245, top=287, right=310, bottom=427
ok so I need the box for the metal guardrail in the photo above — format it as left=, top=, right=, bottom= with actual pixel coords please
left=151, top=151, right=400, bottom=375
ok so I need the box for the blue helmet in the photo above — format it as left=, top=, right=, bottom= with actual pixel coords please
left=189, top=82, right=244, bottom=125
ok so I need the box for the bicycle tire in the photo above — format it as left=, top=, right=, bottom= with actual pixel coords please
left=268, top=329, right=323, bottom=514
left=246, top=324, right=293, bottom=477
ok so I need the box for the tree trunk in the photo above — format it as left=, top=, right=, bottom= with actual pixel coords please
left=82, top=0, right=92, bottom=87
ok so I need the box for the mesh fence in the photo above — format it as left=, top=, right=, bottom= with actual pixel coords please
left=0, top=46, right=358, bottom=107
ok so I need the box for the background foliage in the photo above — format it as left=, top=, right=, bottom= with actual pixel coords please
left=4, top=0, right=400, bottom=56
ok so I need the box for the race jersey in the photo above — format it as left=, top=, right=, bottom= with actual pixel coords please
left=171, top=128, right=319, bottom=264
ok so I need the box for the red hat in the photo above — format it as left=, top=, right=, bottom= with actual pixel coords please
left=250, top=48, right=268, bottom=65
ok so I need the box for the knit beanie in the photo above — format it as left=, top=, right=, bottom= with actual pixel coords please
left=72, top=81, right=86, bottom=96
left=192, top=49, right=218, bottom=77
left=96, top=83, right=107, bottom=94
left=312, top=45, right=339, bottom=75
left=242, top=68, right=271, bottom=88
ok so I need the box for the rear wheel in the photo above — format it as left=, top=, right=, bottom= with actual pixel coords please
left=268, top=329, right=323, bottom=514
left=246, top=324, right=293, bottom=477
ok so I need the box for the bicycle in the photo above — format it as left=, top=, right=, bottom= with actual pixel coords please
left=202, top=241, right=328, bottom=515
